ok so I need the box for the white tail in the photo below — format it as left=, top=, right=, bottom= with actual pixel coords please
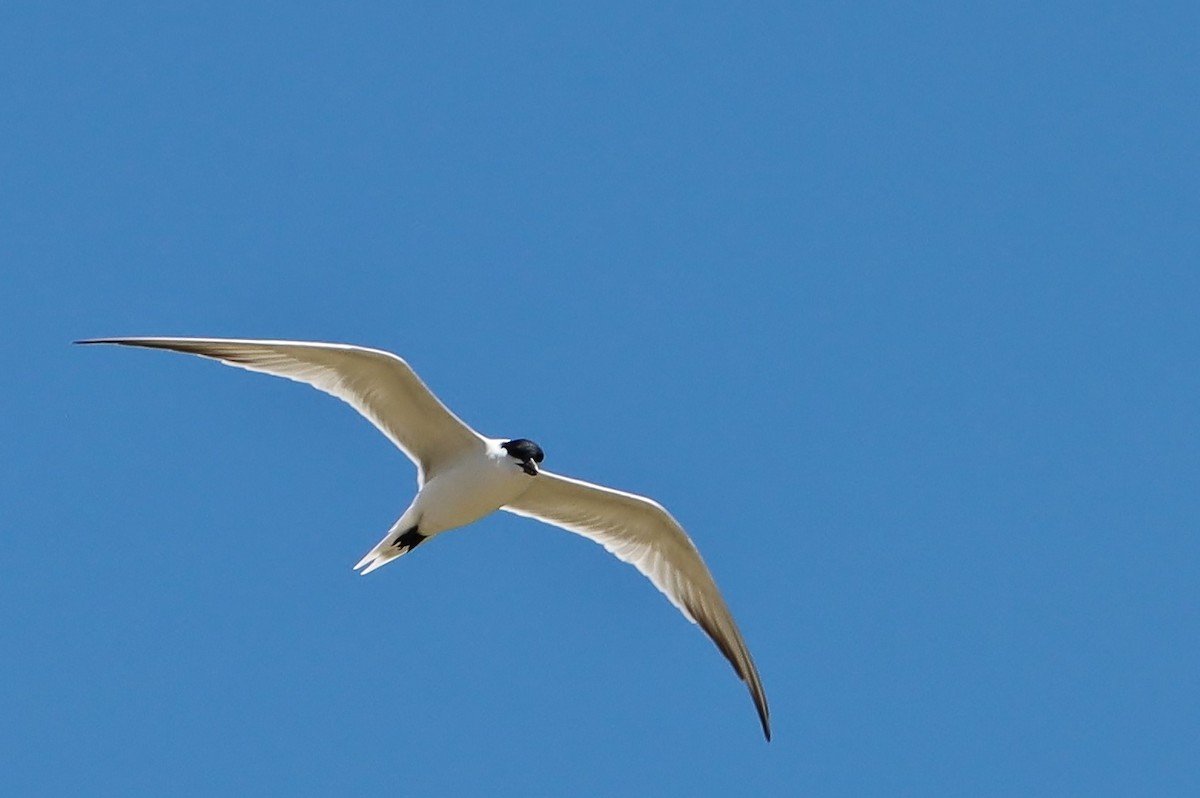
left=354, top=514, right=427, bottom=575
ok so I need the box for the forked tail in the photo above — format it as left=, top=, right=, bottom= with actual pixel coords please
left=354, top=518, right=428, bottom=575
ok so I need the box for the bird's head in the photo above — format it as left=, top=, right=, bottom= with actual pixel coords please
left=501, top=438, right=544, bottom=476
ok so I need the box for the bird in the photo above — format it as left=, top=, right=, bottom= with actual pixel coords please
left=77, top=336, right=771, bottom=739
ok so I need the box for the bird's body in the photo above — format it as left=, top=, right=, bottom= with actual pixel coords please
left=412, top=439, right=534, bottom=532
left=355, top=437, right=536, bottom=573
left=78, top=336, right=771, bottom=739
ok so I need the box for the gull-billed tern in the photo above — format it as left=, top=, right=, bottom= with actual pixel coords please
left=78, top=337, right=770, bottom=739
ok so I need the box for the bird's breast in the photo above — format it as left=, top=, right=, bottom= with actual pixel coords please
left=413, top=453, right=533, bottom=534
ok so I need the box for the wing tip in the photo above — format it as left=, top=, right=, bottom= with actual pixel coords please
left=758, top=706, right=772, bottom=742
left=73, top=337, right=163, bottom=348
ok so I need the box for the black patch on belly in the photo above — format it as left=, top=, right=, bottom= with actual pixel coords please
left=393, top=526, right=427, bottom=552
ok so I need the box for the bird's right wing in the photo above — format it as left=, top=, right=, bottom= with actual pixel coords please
left=76, top=337, right=485, bottom=479
left=503, top=471, right=771, bottom=740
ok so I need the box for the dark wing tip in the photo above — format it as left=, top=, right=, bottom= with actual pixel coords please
left=74, top=338, right=150, bottom=346
left=751, top=680, right=772, bottom=741
left=72, top=338, right=214, bottom=355
left=689, top=600, right=771, bottom=741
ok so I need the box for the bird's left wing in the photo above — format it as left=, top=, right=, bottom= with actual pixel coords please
left=76, top=337, right=485, bottom=479
left=503, top=471, right=771, bottom=740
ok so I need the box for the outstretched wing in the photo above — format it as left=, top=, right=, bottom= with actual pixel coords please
left=503, top=471, right=771, bottom=740
left=77, top=337, right=485, bottom=479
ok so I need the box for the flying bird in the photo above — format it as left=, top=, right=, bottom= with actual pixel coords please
left=77, top=337, right=770, bottom=739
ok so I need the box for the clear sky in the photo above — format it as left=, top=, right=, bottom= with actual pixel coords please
left=3, top=2, right=1197, bottom=795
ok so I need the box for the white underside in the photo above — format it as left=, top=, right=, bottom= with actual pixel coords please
left=413, top=442, right=535, bottom=534
left=353, top=440, right=535, bottom=573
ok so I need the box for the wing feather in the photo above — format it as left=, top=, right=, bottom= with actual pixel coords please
left=76, top=337, right=484, bottom=478
left=503, top=471, right=771, bottom=740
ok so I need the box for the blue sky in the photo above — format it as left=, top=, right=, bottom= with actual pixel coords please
left=3, top=1, right=1197, bottom=794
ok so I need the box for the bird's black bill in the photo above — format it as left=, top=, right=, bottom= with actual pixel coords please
left=521, top=461, right=538, bottom=476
